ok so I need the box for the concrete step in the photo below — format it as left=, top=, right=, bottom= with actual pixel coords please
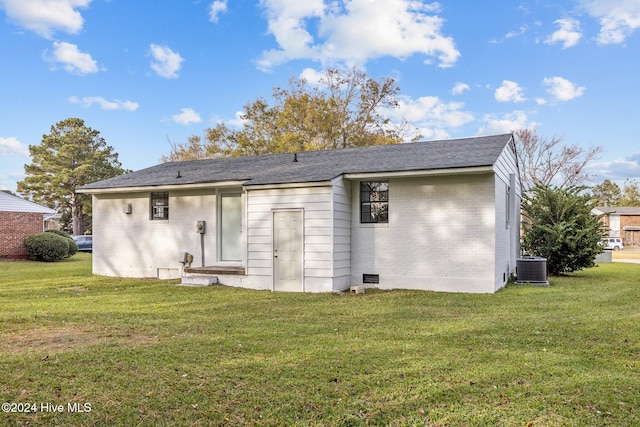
left=179, top=276, right=219, bottom=286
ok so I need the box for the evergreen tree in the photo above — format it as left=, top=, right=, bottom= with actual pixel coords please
left=17, top=118, right=128, bottom=235
left=522, top=184, right=607, bottom=275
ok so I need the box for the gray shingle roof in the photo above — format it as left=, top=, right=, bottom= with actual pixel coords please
left=78, top=134, right=513, bottom=191
left=594, top=206, right=640, bottom=215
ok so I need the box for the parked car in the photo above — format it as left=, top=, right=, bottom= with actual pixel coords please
left=601, top=237, right=624, bottom=251
left=73, top=235, right=93, bottom=252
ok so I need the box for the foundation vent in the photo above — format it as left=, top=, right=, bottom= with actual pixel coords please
left=363, top=274, right=379, bottom=284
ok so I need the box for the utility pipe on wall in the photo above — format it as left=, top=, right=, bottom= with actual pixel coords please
left=196, top=220, right=206, bottom=267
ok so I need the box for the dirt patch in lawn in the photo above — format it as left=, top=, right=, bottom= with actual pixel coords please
left=0, top=325, right=159, bottom=355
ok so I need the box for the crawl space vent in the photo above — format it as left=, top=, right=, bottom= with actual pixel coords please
left=363, top=274, right=379, bottom=284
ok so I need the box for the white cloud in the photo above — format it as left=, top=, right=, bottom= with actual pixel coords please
left=588, top=152, right=640, bottom=181
left=172, top=108, right=202, bottom=125
left=542, top=76, right=585, bottom=102
left=545, top=18, right=582, bottom=48
left=227, top=111, right=247, bottom=128
left=451, top=82, right=470, bottom=95
left=0, top=0, right=91, bottom=38
left=477, top=111, right=537, bottom=135
left=69, top=96, right=139, bottom=111
left=45, top=41, right=98, bottom=75
left=257, top=0, right=459, bottom=70
left=582, top=0, right=640, bottom=44
left=505, top=24, right=529, bottom=39
left=209, top=0, right=227, bottom=23
left=149, top=44, right=184, bottom=79
left=490, top=23, right=534, bottom=44
left=0, top=136, right=29, bottom=157
left=379, top=95, right=473, bottom=139
left=495, top=80, right=526, bottom=103
left=299, top=68, right=325, bottom=85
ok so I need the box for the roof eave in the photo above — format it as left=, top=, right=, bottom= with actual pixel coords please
left=243, top=180, right=333, bottom=190
left=76, top=180, right=248, bottom=194
left=343, top=165, right=494, bottom=180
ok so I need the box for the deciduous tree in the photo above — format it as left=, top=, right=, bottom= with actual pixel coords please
left=618, top=179, right=640, bottom=206
left=591, top=178, right=640, bottom=207
left=18, top=118, right=128, bottom=235
left=591, top=179, right=621, bottom=206
left=162, top=68, right=418, bottom=162
left=515, top=128, right=603, bottom=191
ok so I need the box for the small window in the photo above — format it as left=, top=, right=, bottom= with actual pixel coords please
left=360, top=182, right=388, bottom=223
left=150, top=192, right=169, bottom=220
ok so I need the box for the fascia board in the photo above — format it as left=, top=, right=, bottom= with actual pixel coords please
left=343, top=166, right=494, bottom=180
left=76, top=181, right=248, bottom=194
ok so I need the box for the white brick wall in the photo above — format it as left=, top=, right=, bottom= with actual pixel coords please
left=350, top=174, right=498, bottom=293
left=93, top=189, right=218, bottom=278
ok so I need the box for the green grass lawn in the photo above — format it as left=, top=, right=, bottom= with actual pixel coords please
left=1, top=254, right=638, bottom=426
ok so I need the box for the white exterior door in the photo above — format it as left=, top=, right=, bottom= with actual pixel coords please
left=220, top=193, right=242, bottom=261
left=273, top=210, right=303, bottom=291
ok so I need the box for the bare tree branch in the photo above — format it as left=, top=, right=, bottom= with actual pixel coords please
left=515, top=128, right=603, bottom=191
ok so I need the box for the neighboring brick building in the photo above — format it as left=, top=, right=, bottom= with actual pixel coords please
left=0, top=191, right=56, bottom=259
left=593, top=206, right=640, bottom=246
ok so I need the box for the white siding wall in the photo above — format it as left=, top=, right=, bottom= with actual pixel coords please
left=245, top=185, right=336, bottom=292
left=492, top=140, right=522, bottom=290
left=92, top=189, right=218, bottom=278
left=331, top=176, right=352, bottom=291
left=350, top=174, right=497, bottom=293
left=494, top=176, right=510, bottom=289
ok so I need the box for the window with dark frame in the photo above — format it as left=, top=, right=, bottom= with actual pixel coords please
left=360, top=182, right=389, bottom=223
left=150, top=192, right=169, bottom=220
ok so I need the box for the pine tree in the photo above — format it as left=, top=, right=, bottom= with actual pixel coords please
left=18, top=118, right=128, bottom=235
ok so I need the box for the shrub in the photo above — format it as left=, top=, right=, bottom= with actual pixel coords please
left=46, top=230, right=78, bottom=257
left=45, top=229, right=72, bottom=239
left=24, top=232, right=70, bottom=262
left=66, top=239, right=78, bottom=257
left=522, top=184, right=607, bottom=275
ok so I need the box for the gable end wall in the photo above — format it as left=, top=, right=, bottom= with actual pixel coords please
left=493, top=140, right=522, bottom=290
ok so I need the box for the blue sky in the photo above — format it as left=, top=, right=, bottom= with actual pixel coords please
left=1, top=0, right=639, bottom=193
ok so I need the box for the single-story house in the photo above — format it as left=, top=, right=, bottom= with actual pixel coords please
left=0, top=191, right=56, bottom=259
left=592, top=206, right=640, bottom=245
left=77, top=134, right=522, bottom=293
